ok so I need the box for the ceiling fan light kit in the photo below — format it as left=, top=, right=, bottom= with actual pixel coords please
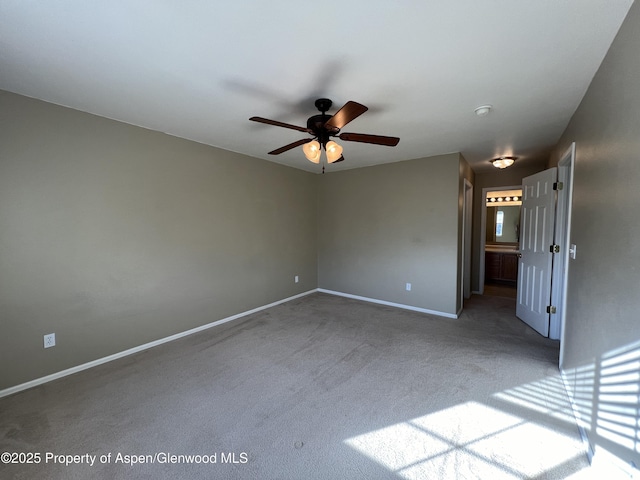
left=491, top=156, right=517, bottom=169
left=302, top=140, right=321, bottom=163
left=250, top=98, right=399, bottom=171
left=325, top=141, right=343, bottom=163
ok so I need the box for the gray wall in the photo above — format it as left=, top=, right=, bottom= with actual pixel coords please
left=0, top=91, right=318, bottom=390
left=471, top=164, right=545, bottom=292
left=0, top=91, right=474, bottom=392
left=318, top=154, right=462, bottom=316
left=548, top=0, right=640, bottom=468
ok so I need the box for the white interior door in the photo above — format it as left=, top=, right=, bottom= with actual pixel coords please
left=516, top=168, right=557, bottom=336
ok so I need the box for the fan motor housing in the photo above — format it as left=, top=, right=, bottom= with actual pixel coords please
left=307, top=114, right=337, bottom=136
left=308, top=98, right=340, bottom=138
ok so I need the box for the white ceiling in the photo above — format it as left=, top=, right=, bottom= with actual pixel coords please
left=0, top=1, right=633, bottom=174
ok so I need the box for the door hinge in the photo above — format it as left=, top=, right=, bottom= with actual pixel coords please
left=550, top=244, right=560, bottom=253
left=553, top=182, right=564, bottom=191
left=547, top=306, right=557, bottom=314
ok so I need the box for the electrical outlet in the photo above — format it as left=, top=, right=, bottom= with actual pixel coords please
left=44, top=333, right=56, bottom=348
left=295, top=275, right=299, bottom=283
left=406, top=283, right=412, bottom=291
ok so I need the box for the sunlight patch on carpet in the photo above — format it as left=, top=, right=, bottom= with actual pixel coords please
left=345, top=377, right=588, bottom=479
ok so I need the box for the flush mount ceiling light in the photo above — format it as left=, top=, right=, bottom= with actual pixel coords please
left=491, top=156, right=517, bottom=169
left=474, top=105, right=492, bottom=117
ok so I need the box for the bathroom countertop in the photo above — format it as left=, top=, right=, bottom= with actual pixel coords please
left=485, top=245, right=520, bottom=253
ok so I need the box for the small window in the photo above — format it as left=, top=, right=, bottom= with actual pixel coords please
left=496, top=210, right=504, bottom=237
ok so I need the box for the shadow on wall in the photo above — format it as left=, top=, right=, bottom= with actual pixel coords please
left=562, top=340, right=640, bottom=474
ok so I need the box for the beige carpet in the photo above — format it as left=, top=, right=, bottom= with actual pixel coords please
left=0, top=293, right=590, bottom=479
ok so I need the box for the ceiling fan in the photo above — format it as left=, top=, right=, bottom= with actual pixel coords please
left=250, top=98, right=400, bottom=170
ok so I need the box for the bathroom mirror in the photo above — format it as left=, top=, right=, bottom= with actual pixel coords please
left=486, top=205, right=520, bottom=244
left=485, top=189, right=522, bottom=245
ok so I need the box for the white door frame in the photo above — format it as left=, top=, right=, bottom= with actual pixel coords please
left=461, top=179, right=473, bottom=302
left=555, top=143, right=576, bottom=366
left=479, top=184, right=522, bottom=295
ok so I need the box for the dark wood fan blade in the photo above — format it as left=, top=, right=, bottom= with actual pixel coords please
left=268, top=138, right=312, bottom=155
left=339, top=132, right=400, bottom=146
left=250, top=116, right=310, bottom=133
left=324, top=101, right=368, bottom=130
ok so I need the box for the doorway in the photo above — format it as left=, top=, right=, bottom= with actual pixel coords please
left=479, top=185, right=522, bottom=298
left=460, top=179, right=473, bottom=307
left=555, top=144, right=575, bottom=364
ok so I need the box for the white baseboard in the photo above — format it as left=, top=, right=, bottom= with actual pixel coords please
left=561, top=370, right=639, bottom=479
left=591, top=447, right=639, bottom=479
left=560, top=370, right=594, bottom=461
left=2, top=288, right=456, bottom=398
left=318, top=288, right=458, bottom=319
left=0, top=289, right=316, bottom=399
